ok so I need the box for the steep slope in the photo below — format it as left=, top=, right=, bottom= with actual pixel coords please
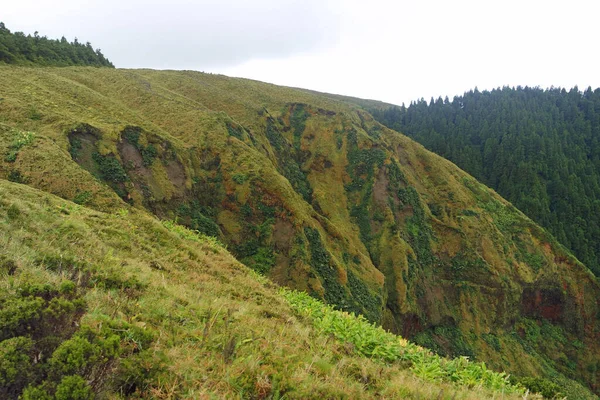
left=1, top=179, right=531, bottom=399
left=360, top=87, right=600, bottom=277
left=1, top=67, right=599, bottom=397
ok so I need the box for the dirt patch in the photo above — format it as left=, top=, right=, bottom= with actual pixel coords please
left=309, top=154, right=332, bottom=172
left=118, top=141, right=144, bottom=170
left=68, top=130, right=99, bottom=175
left=117, top=141, right=152, bottom=181
left=373, top=166, right=389, bottom=208
left=399, top=313, right=423, bottom=337
left=272, top=218, right=295, bottom=253
left=521, top=287, right=564, bottom=323
left=317, top=108, right=336, bottom=116
left=165, top=158, right=186, bottom=187
left=396, top=145, right=412, bottom=167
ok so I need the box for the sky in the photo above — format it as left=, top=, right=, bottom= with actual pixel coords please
left=3, top=0, right=600, bottom=105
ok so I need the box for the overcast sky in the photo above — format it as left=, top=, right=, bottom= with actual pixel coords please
left=3, top=0, right=600, bottom=105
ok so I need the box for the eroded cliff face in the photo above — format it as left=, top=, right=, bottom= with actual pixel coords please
left=1, top=67, right=599, bottom=394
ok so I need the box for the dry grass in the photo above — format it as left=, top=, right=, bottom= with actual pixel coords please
left=0, top=66, right=598, bottom=398
left=0, top=180, right=542, bottom=399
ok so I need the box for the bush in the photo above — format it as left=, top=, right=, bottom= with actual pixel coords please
left=517, top=376, right=562, bottom=399
left=92, top=152, right=127, bottom=183
left=8, top=170, right=26, bottom=183
left=114, top=350, right=167, bottom=397
left=0, top=336, right=34, bottom=396
left=0, top=256, right=17, bottom=275
left=73, top=191, right=92, bottom=205
left=54, top=376, right=93, bottom=400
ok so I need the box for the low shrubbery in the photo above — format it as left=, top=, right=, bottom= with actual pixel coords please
left=282, top=289, right=526, bottom=396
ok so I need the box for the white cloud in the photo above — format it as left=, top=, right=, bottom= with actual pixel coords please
left=3, top=0, right=600, bottom=104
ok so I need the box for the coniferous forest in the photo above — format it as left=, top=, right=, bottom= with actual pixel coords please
left=0, top=23, right=113, bottom=67
left=369, top=86, right=600, bottom=276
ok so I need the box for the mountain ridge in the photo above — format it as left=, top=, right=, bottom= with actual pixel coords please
left=1, top=66, right=599, bottom=397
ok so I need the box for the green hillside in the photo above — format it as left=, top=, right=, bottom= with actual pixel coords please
left=2, top=180, right=533, bottom=399
left=364, top=86, right=600, bottom=277
left=1, top=67, right=599, bottom=398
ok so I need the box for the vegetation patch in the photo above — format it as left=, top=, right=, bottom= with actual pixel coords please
left=397, top=185, right=435, bottom=266
left=4, top=129, right=35, bottom=163
left=290, top=103, right=309, bottom=150
left=344, top=128, right=386, bottom=192
left=0, top=274, right=157, bottom=399
left=265, top=118, right=313, bottom=202
left=282, top=289, right=526, bottom=395
left=121, top=126, right=158, bottom=167
left=226, top=122, right=245, bottom=140
left=174, top=201, right=222, bottom=239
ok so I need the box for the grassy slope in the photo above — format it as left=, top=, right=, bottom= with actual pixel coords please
left=0, top=66, right=599, bottom=397
left=0, top=179, right=532, bottom=399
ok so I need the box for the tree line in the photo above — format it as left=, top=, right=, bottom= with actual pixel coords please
left=369, top=86, right=600, bottom=276
left=0, top=22, right=113, bottom=67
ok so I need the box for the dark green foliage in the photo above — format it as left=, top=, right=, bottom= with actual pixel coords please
left=515, top=249, right=546, bottom=272
left=113, top=350, right=167, bottom=397
left=482, top=333, right=501, bottom=351
left=266, top=119, right=312, bottom=203
left=0, top=22, right=113, bottom=67
left=7, top=170, right=26, bottom=183
left=92, top=152, right=127, bottom=183
left=27, top=106, right=43, bottom=121
left=0, top=256, right=17, bottom=275
left=414, top=326, right=475, bottom=359
left=54, top=376, right=93, bottom=400
left=0, top=282, right=85, bottom=343
left=68, top=124, right=100, bottom=161
left=141, top=144, right=157, bottom=166
left=0, top=337, right=34, bottom=396
left=20, top=385, right=52, bottom=400
left=6, top=204, right=20, bottom=220
left=398, top=186, right=434, bottom=266
left=121, top=126, right=141, bottom=146
left=73, top=191, right=92, bottom=205
left=370, top=86, right=600, bottom=276
left=0, top=260, right=157, bottom=400
left=347, top=270, right=382, bottom=323
left=69, top=138, right=82, bottom=160
left=450, top=253, right=487, bottom=279
left=226, top=123, right=245, bottom=140
left=49, top=333, right=119, bottom=376
left=236, top=216, right=276, bottom=274
left=345, top=129, right=386, bottom=192
left=231, top=173, right=248, bottom=184
left=4, top=151, right=17, bottom=162
left=461, top=209, right=479, bottom=217
left=244, top=247, right=275, bottom=274
left=516, top=376, right=562, bottom=399
left=265, top=118, right=313, bottom=202
left=344, top=129, right=388, bottom=265
left=0, top=280, right=86, bottom=398
left=428, top=203, right=443, bottom=218
left=290, top=104, right=309, bottom=149
left=305, top=227, right=381, bottom=319
left=304, top=227, right=349, bottom=307
left=176, top=201, right=221, bottom=238
left=350, top=200, right=373, bottom=246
